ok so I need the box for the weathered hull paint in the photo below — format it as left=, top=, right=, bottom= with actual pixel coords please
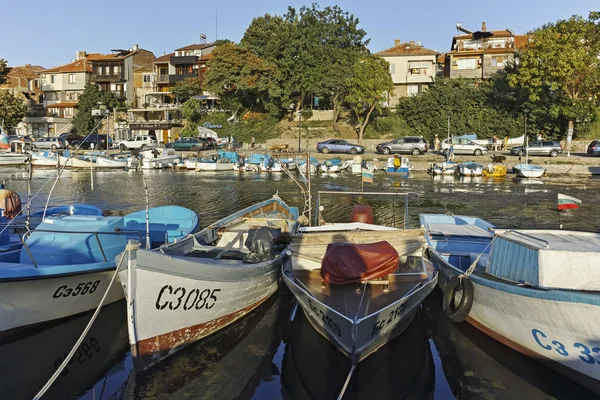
left=0, top=269, right=123, bottom=333
left=431, top=251, right=600, bottom=394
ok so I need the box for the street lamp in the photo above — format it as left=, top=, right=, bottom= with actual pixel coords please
left=298, top=110, right=302, bottom=153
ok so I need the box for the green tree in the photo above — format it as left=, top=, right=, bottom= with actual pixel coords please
left=0, top=59, right=9, bottom=85
left=180, top=98, right=203, bottom=136
left=172, top=77, right=203, bottom=103
left=72, top=84, right=118, bottom=136
left=508, top=14, right=600, bottom=142
left=0, top=91, right=26, bottom=131
left=346, top=55, right=393, bottom=143
left=396, top=78, right=523, bottom=143
left=205, top=43, right=280, bottom=114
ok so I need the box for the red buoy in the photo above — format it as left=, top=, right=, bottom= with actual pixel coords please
left=350, top=205, right=374, bottom=224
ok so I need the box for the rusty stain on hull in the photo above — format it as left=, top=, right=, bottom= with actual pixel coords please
left=133, top=293, right=273, bottom=371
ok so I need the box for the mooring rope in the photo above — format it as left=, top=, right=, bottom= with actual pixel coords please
left=32, top=249, right=128, bottom=400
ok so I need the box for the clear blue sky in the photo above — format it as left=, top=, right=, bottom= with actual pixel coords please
left=1, top=0, right=597, bottom=68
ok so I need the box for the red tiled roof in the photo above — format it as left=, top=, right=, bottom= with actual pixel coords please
left=174, top=43, right=214, bottom=51
left=514, top=35, right=530, bottom=50
left=44, top=59, right=92, bottom=73
left=155, top=52, right=175, bottom=62
left=376, top=43, right=438, bottom=57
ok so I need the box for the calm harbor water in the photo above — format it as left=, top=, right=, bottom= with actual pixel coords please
left=1, top=167, right=599, bottom=400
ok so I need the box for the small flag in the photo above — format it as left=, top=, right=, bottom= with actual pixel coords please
left=362, top=168, right=373, bottom=183
left=557, top=193, right=582, bottom=210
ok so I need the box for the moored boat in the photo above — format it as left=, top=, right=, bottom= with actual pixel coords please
left=0, top=152, right=28, bottom=166
left=420, top=213, right=600, bottom=394
left=128, top=148, right=180, bottom=170
left=118, top=195, right=299, bottom=371
left=482, top=164, right=507, bottom=177
left=513, top=163, right=545, bottom=178
left=195, top=151, right=235, bottom=171
left=282, top=197, right=437, bottom=368
left=31, top=151, right=60, bottom=167
left=459, top=161, right=483, bottom=177
left=319, top=158, right=346, bottom=173
left=386, top=156, right=411, bottom=175
left=96, top=153, right=129, bottom=168
left=429, top=161, right=458, bottom=175
left=0, top=205, right=198, bottom=333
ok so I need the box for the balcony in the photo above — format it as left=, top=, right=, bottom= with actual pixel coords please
left=114, top=91, right=126, bottom=100
left=90, top=73, right=125, bottom=82
left=155, top=74, right=169, bottom=83
left=169, top=56, right=197, bottom=65
left=169, top=74, right=196, bottom=84
left=25, top=104, right=46, bottom=117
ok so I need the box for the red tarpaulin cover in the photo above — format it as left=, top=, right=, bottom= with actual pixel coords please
left=321, top=241, right=399, bottom=285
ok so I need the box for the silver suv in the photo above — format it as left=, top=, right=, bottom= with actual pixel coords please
left=376, top=136, right=428, bottom=156
left=510, top=140, right=563, bottom=157
left=32, top=136, right=66, bottom=151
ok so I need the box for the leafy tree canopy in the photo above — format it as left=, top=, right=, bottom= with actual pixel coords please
left=0, top=59, right=9, bottom=85
left=72, top=84, right=118, bottom=136
left=172, top=77, right=203, bottom=103
left=0, top=91, right=27, bottom=131
left=508, top=14, right=600, bottom=135
left=346, top=54, right=393, bottom=143
left=396, top=78, right=524, bottom=143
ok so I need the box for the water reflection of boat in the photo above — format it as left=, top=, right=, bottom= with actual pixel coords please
left=0, top=301, right=127, bottom=400
left=513, top=176, right=544, bottom=184
left=424, top=293, right=598, bottom=399
left=122, top=294, right=289, bottom=399
left=282, top=306, right=435, bottom=400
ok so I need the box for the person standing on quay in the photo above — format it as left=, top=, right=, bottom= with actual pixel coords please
left=503, top=134, right=509, bottom=151
left=492, top=135, right=499, bottom=152
left=434, top=135, right=441, bottom=153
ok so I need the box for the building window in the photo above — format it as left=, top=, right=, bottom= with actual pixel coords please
left=69, top=74, right=76, bottom=83
left=456, top=58, right=478, bottom=70
left=491, top=56, right=505, bottom=67
left=113, top=65, right=121, bottom=76
left=389, top=63, right=395, bottom=74
left=143, top=74, right=152, bottom=83
left=407, top=85, right=420, bottom=97
left=50, top=75, right=55, bottom=84
left=408, top=61, right=430, bottom=75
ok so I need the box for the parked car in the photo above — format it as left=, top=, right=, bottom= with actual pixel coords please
left=71, top=134, right=113, bottom=150
left=441, top=138, right=487, bottom=156
left=376, top=136, right=428, bottom=155
left=32, top=136, right=66, bottom=151
left=587, top=140, right=600, bottom=155
left=58, top=132, right=83, bottom=146
left=166, top=137, right=206, bottom=151
left=316, top=139, right=364, bottom=155
left=510, top=140, right=563, bottom=157
left=118, top=135, right=158, bottom=150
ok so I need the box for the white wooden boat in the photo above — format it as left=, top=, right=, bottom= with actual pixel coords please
left=195, top=153, right=234, bottom=171
left=118, top=195, right=299, bottom=371
left=459, top=162, right=483, bottom=177
left=128, top=148, right=180, bottom=170
left=58, top=155, right=94, bottom=168
left=96, top=153, right=129, bottom=168
left=386, top=157, right=411, bottom=175
left=430, top=161, right=458, bottom=175
left=31, top=151, right=60, bottom=167
left=513, top=163, right=545, bottom=178
left=319, top=158, right=347, bottom=173
left=420, top=214, right=600, bottom=394
left=0, top=206, right=198, bottom=333
left=121, top=296, right=284, bottom=398
left=282, top=208, right=438, bottom=366
left=0, top=153, right=28, bottom=166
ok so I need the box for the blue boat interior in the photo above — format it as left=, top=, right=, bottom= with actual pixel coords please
left=0, top=205, right=198, bottom=280
left=247, top=153, right=267, bottom=164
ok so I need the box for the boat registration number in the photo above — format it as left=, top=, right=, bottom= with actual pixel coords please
left=372, top=301, right=407, bottom=337
left=155, top=285, right=220, bottom=311
left=307, top=299, right=342, bottom=337
left=532, top=328, right=600, bottom=365
left=53, top=280, right=100, bottom=298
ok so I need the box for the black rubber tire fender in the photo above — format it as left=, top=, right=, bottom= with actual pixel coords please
left=442, top=276, right=474, bottom=323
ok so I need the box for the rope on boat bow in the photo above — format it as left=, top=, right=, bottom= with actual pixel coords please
left=32, top=249, right=128, bottom=400
left=459, top=237, right=495, bottom=280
